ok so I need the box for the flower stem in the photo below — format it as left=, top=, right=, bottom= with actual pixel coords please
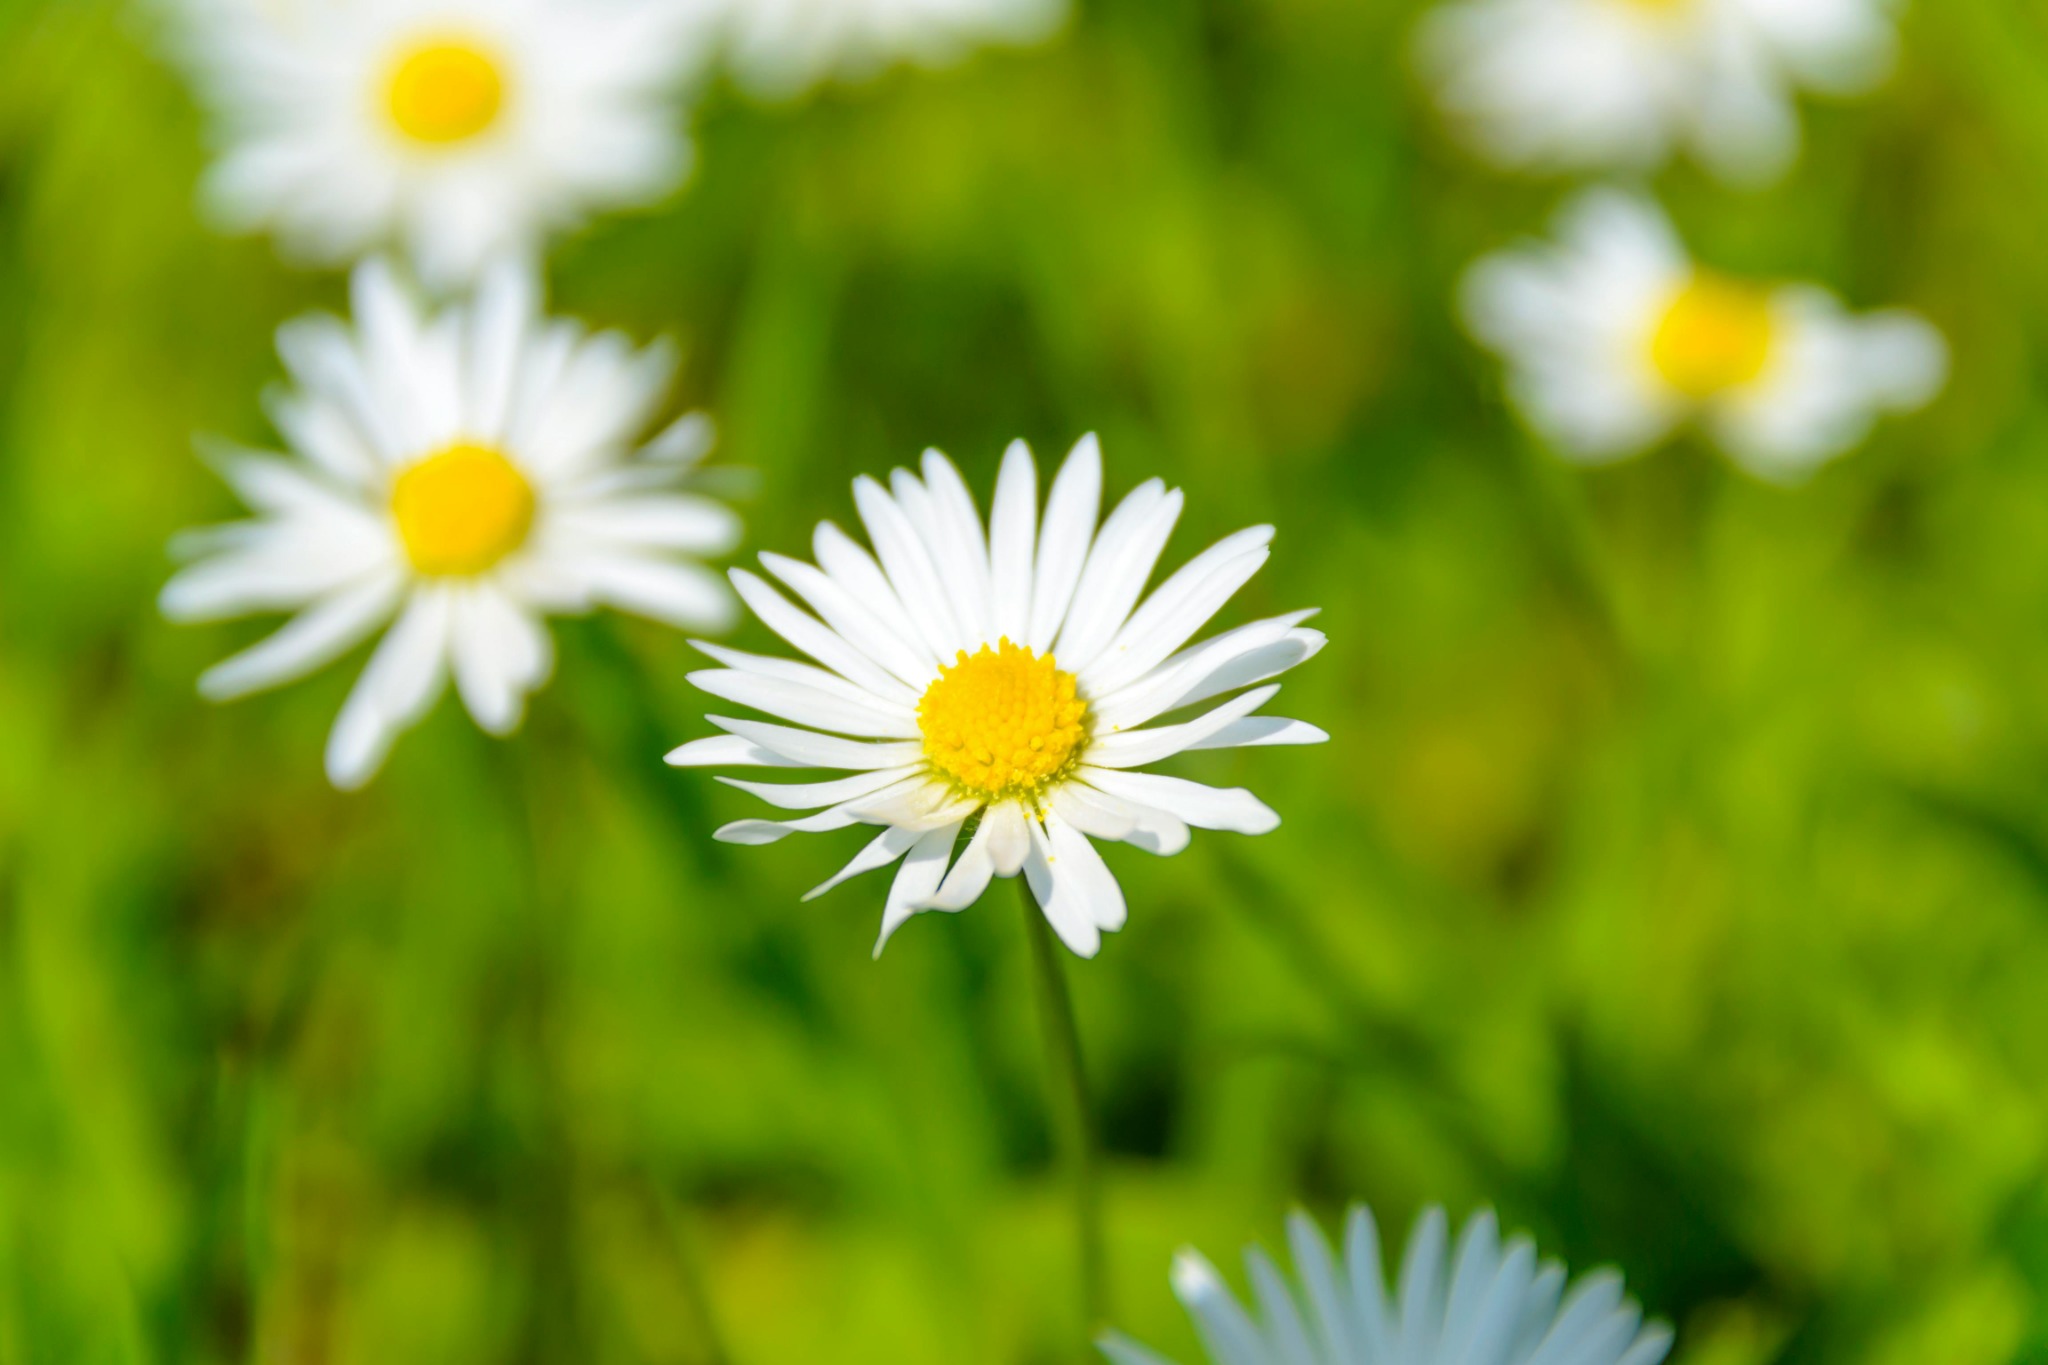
left=1018, top=879, right=1108, bottom=1344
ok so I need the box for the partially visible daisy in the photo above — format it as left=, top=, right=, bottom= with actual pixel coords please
left=163, top=258, right=740, bottom=789
left=1100, top=1205, right=1674, bottom=1365
left=666, top=436, right=1326, bottom=957
left=167, top=0, right=713, bottom=285
left=1417, top=0, right=1904, bottom=183
left=1461, top=189, right=1947, bottom=480
left=713, top=0, right=1067, bottom=100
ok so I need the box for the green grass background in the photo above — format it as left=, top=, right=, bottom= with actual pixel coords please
left=4, top=0, right=2048, bottom=1361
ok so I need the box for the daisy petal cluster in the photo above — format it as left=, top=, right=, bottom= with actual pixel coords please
left=163, top=259, right=740, bottom=789
left=666, top=435, right=1326, bottom=957
left=1101, top=1205, right=1673, bottom=1365
left=1461, top=189, right=1946, bottom=479
left=167, top=0, right=713, bottom=285
left=1418, top=0, right=1904, bottom=183
left=713, top=0, right=1069, bottom=100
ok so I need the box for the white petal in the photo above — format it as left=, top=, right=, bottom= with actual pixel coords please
left=1080, top=769, right=1279, bottom=835
left=1093, top=611, right=1319, bottom=732
left=664, top=733, right=807, bottom=768
left=1095, top=1335, right=1178, bottom=1365
left=448, top=583, right=551, bottom=736
left=922, top=815, right=997, bottom=911
left=687, top=669, right=917, bottom=739
left=463, top=256, right=537, bottom=443
left=1286, top=1211, right=1358, bottom=1364
left=804, top=825, right=921, bottom=902
left=813, top=520, right=934, bottom=668
left=853, top=475, right=961, bottom=657
left=583, top=554, right=737, bottom=630
left=1086, top=685, right=1281, bottom=769
left=1394, top=1208, right=1450, bottom=1363
left=1055, top=482, right=1183, bottom=674
left=1044, top=811, right=1127, bottom=933
left=988, top=439, right=1038, bottom=642
left=324, top=586, right=453, bottom=790
left=759, top=553, right=932, bottom=697
left=1050, top=782, right=1192, bottom=857
left=1185, top=717, right=1329, bottom=752
left=1079, top=528, right=1273, bottom=696
left=1027, top=433, right=1102, bottom=652
left=730, top=568, right=918, bottom=701
left=983, top=800, right=1032, bottom=876
left=198, top=570, right=403, bottom=701
left=919, top=450, right=996, bottom=641
left=722, top=766, right=924, bottom=811
left=1169, top=1251, right=1265, bottom=1365
left=562, top=494, right=743, bottom=556
left=1246, top=1246, right=1317, bottom=1365
left=709, top=716, right=923, bottom=771
left=873, top=822, right=962, bottom=956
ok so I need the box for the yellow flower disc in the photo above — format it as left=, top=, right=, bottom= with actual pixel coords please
left=919, top=639, right=1089, bottom=802
left=1650, top=273, right=1778, bottom=400
left=390, top=443, right=536, bottom=577
left=387, top=40, right=507, bottom=146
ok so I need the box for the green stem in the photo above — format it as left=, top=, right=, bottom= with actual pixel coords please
left=1019, top=879, right=1108, bottom=1344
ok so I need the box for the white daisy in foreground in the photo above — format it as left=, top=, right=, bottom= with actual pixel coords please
left=1101, top=1205, right=1673, bottom=1365
left=714, top=0, right=1067, bottom=100
left=1461, top=190, right=1947, bottom=480
left=1418, top=0, right=1904, bottom=183
left=666, top=436, right=1325, bottom=957
left=168, top=0, right=711, bottom=284
left=163, top=259, right=740, bottom=789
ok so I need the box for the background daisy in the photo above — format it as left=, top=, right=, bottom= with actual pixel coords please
left=1417, top=0, right=1905, bottom=183
left=162, top=258, right=740, bottom=788
left=667, top=436, right=1325, bottom=957
left=1102, top=1205, right=1674, bottom=1365
left=1460, top=189, right=1947, bottom=479
left=711, top=0, right=1068, bottom=100
left=167, top=0, right=712, bottom=284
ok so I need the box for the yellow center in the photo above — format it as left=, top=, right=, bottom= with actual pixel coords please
left=1649, top=274, right=1777, bottom=400
left=918, top=640, right=1089, bottom=802
left=390, top=443, right=535, bottom=577
left=386, top=40, right=507, bottom=146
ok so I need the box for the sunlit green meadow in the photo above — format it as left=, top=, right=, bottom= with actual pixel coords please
left=4, top=0, right=2048, bottom=1362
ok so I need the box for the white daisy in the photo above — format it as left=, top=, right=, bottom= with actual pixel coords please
left=167, top=0, right=711, bottom=285
left=1460, top=189, right=1947, bottom=481
left=162, top=258, right=741, bottom=790
left=1100, top=1205, right=1674, bottom=1365
left=1417, top=0, right=1904, bottom=183
left=665, top=435, right=1326, bottom=958
left=712, top=0, right=1067, bottom=100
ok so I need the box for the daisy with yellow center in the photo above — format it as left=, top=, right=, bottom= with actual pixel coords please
left=1419, top=0, right=1904, bottom=183
left=1460, top=190, right=1947, bottom=480
left=167, top=0, right=714, bottom=285
left=163, top=259, right=741, bottom=789
left=668, top=437, right=1328, bottom=957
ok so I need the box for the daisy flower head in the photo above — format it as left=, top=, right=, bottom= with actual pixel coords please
left=666, top=436, right=1327, bottom=958
left=1460, top=189, right=1947, bottom=481
left=713, top=0, right=1068, bottom=100
left=163, top=258, right=741, bottom=790
left=1100, top=1205, right=1674, bottom=1365
left=1417, top=0, right=1904, bottom=184
left=168, top=0, right=714, bottom=286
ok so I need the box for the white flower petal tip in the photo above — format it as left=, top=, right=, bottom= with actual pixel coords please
left=168, top=0, right=711, bottom=283
left=671, top=434, right=1320, bottom=956
left=1463, top=188, right=1948, bottom=478
left=1419, top=0, right=1900, bottom=184
left=167, top=259, right=740, bottom=788
left=1113, top=1203, right=1674, bottom=1365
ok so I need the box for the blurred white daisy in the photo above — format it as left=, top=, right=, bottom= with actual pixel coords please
left=1461, top=189, right=1947, bottom=480
left=1418, top=0, right=1904, bottom=183
left=714, top=0, right=1067, bottom=100
left=168, top=0, right=711, bottom=285
left=163, top=259, right=740, bottom=790
left=1100, top=1205, right=1674, bottom=1365
left=666, top=435, right=1326, bottom=957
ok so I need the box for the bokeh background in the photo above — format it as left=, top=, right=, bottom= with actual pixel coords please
left=5, top=0, right=2048, bottom=1361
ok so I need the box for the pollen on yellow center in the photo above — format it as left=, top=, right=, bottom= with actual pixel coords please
left=390, top=443, right=535, bottom=577
left=918, top=640, right=1089, bottom=801
left=386, top=39, right=506, bottom=146
left=1649, top=273, right=1777, bottom=400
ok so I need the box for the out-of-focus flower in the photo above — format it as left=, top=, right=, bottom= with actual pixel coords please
left=1100, top=1205, right=1674, bottom=1365
left=1418, top=0, right=1904, bottom=184
left=712, top=0, right=1066, bottom=100
left=168, top=0, right=711, bottom=285
left=1460, top=189, right=1947, bottom=480
left=666, top=436, right=1325, bottom=958
left=163, top=259, right=740, bottom=790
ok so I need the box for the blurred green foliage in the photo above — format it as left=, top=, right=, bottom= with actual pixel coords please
left=3, top=0, right=2048, bottom=1362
